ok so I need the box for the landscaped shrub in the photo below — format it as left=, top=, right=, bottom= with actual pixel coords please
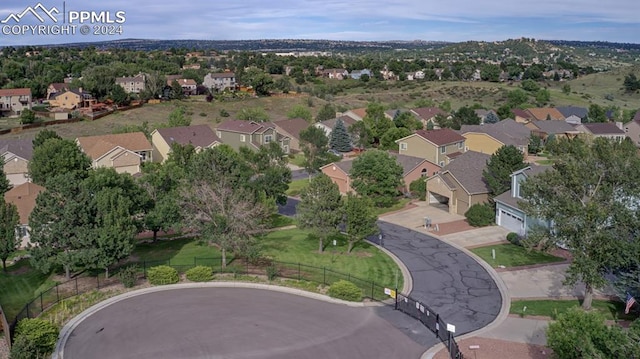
left=506, top=232, right=521, bottom=246
left=409, top=178, right=427, bottom=201
left=185, top=266, right=213, bottom=282
left=118, top=265, right=139, bottom=288
left=266, top=265, right=279, bottom=280
left=465, top=203, right=495, bottom=227
left=327, top=280, right=362, bottom=302
left=10, top=318, right=59, bottom=359
left=147, top=265, right=179, bottom=285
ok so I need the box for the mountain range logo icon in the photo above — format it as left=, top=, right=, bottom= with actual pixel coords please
left=1, top=3, right=60, bottom=24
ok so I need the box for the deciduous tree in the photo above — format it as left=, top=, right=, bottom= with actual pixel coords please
left=300, top=125, right=333, bottom=175
left=0, top=200, right=19, bottom=272
left=343, top=194, right=378, bottom=253
left=28, top=138, right=91, bottom=186
left=350, top=149, right=403, bottom=207
left=286, top=104, right=312, bottom=122
left=315, top=103, right=336, bottom=123
left=297, top=174, right=343, bottom=253
left=483, top=145, right=527, bottom=198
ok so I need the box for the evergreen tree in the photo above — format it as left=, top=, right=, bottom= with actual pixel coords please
left=484, top=111, right=500, bottom=124
left=482, top=145, right=527, bottom=198
left=329, top=119, right=352, bottom=152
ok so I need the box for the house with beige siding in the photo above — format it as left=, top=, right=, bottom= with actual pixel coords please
left=48, top=89, right=95, bottom=110
left=5, top=182, right=45, bottom=248
left=459, top=119, right=531, bottom=156
left=425, top=151, right=491, bottom=215
left=0, top=88, right=32, bottom=117
left=0, top=138, right=33, bottom=186
left=203, top=72, right=237, bottom=92
left=115, top=74, right=146, bottom=94
left=151, top=124, right=221, bottom=163
left=273, top=118, right=309, bottom=152
left=395, top=129, right=466, bottom=167
left=410, top=107, right=448, bottom=128
left=624, top=111, right=640, bottom=147
left=216, top=120, right=290, bottom=153
left=314, top=115, right=358, bottom=137
left=76, top=132, right=152, bottom=175
left=320, top=152, right=440, bottom=194
left=575, top=122, right=626, bottom=142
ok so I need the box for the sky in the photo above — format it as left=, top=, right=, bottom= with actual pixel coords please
left=0, top=0, right=639, bottom=46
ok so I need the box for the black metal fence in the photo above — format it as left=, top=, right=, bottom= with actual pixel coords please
left=9, top=256, right=462, bottom=358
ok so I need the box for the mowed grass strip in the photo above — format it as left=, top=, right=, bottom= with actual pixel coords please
left=510, top=299, right=635, bottom=321
left=0, top=260, right=56, bottom=320
left=470, top=244, right=565, bottom=268
left=285, top=178, right=310, bottom=196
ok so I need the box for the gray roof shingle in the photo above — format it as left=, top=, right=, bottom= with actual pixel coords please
left=460, top=119, right=531, bottom=147
left=441, top=151, right=491, bottom=194
left=156, top=124, right=220, bottom=148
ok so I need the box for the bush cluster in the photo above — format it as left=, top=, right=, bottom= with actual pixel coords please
left=10, top=318, right=59, bottom=359
left=185, top=266, right=213, bottom=282
left=465, top=203, right=495, bottom=227
left=327, top=280, right=362, bottom=302
left=118, top=265, right=139, bottom=288
left=147, top=265, right=179, bottom=285
left=506, top=232, right=521, bottom=246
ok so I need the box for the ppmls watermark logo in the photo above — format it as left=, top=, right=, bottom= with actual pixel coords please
left=1, top=2, right=126, bottom=37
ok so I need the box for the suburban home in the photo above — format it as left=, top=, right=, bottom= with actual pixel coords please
left=5, top=182, right=45, bottom=248
left=215, top=120, right=290, bottom=153
left=48, top=89, right=95, bottom=110
left=410, top=107, right=448, bottom=128
left=526, top=120, right=581, bottom=141
left=575, top=122, right=626, bottom=142
left=322, top=69, right=349, bottom=80
left=526, top=108, right=566, bottom=121
left=623, top=111, right=640, bottom=147
left=46, top=83, right=71, bottom=100
left=341, top=108, right=367, bottom=122
left=459, top=119, right=531, bottom=156
left=115, top=74, right=146, bottom=94
left=350, top=69, right=372, bottom=80
left=473, top=109, right=499, bottom=124
left=0, top=138, right=33, bottom=186
left=203, top=72, right=237, bottom=92
left=169, top=79, right=197, bottom=96
left=320, top=152, right=440, bottom=194
left=555, top=106, right=587, bottom=125
left=494, top=165, right=551, bottom=236
left=314, top=115, right=358, bottom=137
left=0, top=88, right=32, bottom=117
left=425, top=151, right=490, bottom=215
left=511, top=109, right=534, bottom=123
left=151, top=124, right=222, bottom=163
left=395, top=129, right=466, bottom=167
left=273, top=118, right=309, bottom=152
left=414, top=70, right=425, bottom=80
left=76, top=132, right=153, bottom=175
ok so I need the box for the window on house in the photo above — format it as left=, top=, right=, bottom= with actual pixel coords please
left=264, top=135, right=273, bottom=143
left=457, top=142, right=463, bottom=150
left=400, top=142, right=407, bottom=150
left=240, top=134, right=246, bottom=142
left=421, top=168, right=428, bottom=177
left=439, top=161, right=444, bottom=167
left=216, top=130, right=221, bottom=138
left=440, top=146, right=446, bottom=154
left=140, top=152, right=147, bottom=161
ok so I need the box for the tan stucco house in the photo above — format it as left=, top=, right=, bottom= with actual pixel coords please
left=395, top=129, right=466, bottom=167
left=273, top=118, right=310, bottom=152
left=215, top=120, right=290, bottom=154
left=151, top=124, right=221, bottom=163
left=0, top=88, right=32, bottom=117
left=459, top=119, right=531, bottom=157
left=5, top=182, right=45, bottom=248
left=76, top=132, right=152, bottom=175
left=115, top=74, right=146, bottom=94
left=49, top=89, right=95, bottom=110
left=0, top=138, right=33, bottom=186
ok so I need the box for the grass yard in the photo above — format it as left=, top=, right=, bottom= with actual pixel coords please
left=289, top=153, right=307, bottom=168
left=470, top=244, right=565, bottom=268
left=269, top=214, right=296, bottom=228
left=372, top=198, right=412, bottom=216
left=510, top=299, right=635, bottom=321
left=0, top=260, right=56, bottom=320
left=285, top=178, right=310, bottom=196
left=131, top=237, right=222, bottom=265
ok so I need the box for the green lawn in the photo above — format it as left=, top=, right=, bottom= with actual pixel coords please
left=269, top=214, right=296, bottom=228
left=470, top=244, right=565, bottom=268
left=0, top=259, right=56, bottom=321
left=372, top=198, right=411, bottom=216
left=536, top=159, right=555, bottom=165
left=286, top=178, right=310, bottom=196
left=510, top=299, right=635, bottom=321
left=289, top=153, right=306, bottom=168
left=131, top=238, right=222, bottom=265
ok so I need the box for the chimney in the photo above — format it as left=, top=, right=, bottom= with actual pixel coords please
left=615, top=121, right=623, bottom=130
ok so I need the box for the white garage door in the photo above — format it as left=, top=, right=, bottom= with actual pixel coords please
left=499, top=210, right=524, bottom=235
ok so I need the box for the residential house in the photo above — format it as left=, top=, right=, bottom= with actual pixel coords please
left=322, top=69, right=349, bottom=80
left=414, top=70, right=425, bottom=80
left=526, top=120, right=581, bottom=141
left=575, top=122, right=626, bottom=142
left=115, top=74, right=146, bottom=94
left=395, top=129, right=466, bottom=167
left=473, top=109, right=499, bottom=124
left=623, top=111, right=640, bottom=147
left=494, top=165, right=551, bottom=236
left=410, top=107, right=448, bottom=128
left=46, top=83, right=71, bottom=100
left=320, top=152, right=440, bottom=194
left=203, top=72, right=237, bottom=92
left=0, top=88, right=32, bottom=117
left=0, top=138, right=33, bottom=186
left=314, top=115, right=358, bottom=137
left=76, top=132, right=153, bottom=175
left=341, top=108, right=367, bottom=122
left=526, top=108, right=566, bottom=121
left=273, top=118, right=310, bottom=152
left=512, top=108, right=535, bottom=123
left=350, top=69, right=372, bottom=80
left=168, top=79, right=197, bottom=96
left=215, top=120, right=290, bottom=153
left=48, top=89, right=95, bottom=110
left=5, top=182, right=45, bottom=248
left=555, top=106, right=587, bottom=125
left=425, top=151, right=491, bottom=215
left=459, top=119, right=531, bottom=156
left=151, top=124, right=222, bottom=163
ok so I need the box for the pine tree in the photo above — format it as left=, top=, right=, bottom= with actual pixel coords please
left=329, top=118, right=353, bottom=152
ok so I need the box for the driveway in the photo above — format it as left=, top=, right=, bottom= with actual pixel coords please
left=277, top=197, right=299, bottom=217
left=291, top=169, right=311, bottom=181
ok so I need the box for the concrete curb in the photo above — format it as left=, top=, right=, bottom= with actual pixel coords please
left=419, top=232, right=512, bottom=359
left=52, top=282, right=367, bottom=359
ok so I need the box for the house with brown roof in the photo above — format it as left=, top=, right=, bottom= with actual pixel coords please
left=115, top=74, right=146, bottom=94
left=0, top=138, right=34, bottom=186
left=410, top=107, right=448, bottom=128
left=526, top=120, right=581, bottom=141
left=48, top=89, right=95, bottom=110
left=526, top=108, right=565, bottom=121
left=273, top=118, right=310, bottom=152
left=341, top=108, right=367, bottom=122
left=512, top=108, right=535, bottom=123
left=203, top=72, right=237, bottom=92
left=215, top=120, right=290, bottom=154
left=46, top=83, right=71, bottom=100
left=322, top=69, right=349, bottom=80
left=76, top=132, right=153, bottom=175
left=0, top=88, right=32, bottom=117
left=314, top=115, right=358, bottom=137
left=575, top=122, right=626, bottom=142
left=425, top=151, right=491, bottom=215
left=320, top=152, right=440, bottom=194
left=168, top=79, right=198, bottom=96
left=459, top=119, right=531, bottom=156
left=623, top=111, right=640, bottom=147
left=395, top=129, right=466, bottom=167
left=151, top=125, right=222, bottom=163
left=5, top=182, right=45, bottom=248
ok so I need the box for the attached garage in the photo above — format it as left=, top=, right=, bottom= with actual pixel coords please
left=497, top=209, right=524, bottom=235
